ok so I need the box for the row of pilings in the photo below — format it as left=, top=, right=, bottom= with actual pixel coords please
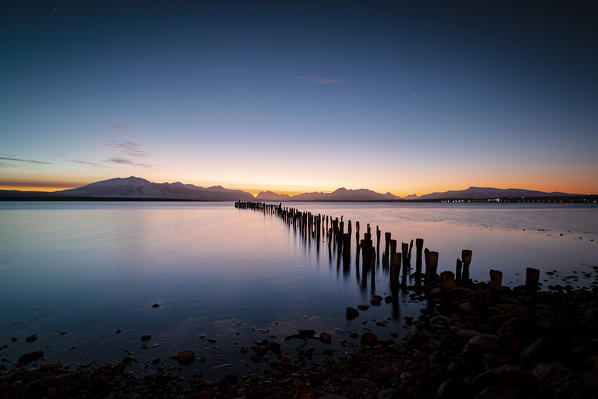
left=234, top=201, right=542, bottom=300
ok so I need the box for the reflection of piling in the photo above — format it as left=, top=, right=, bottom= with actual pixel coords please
left=401, top=242, right=409, bottom=271
left=342, top=233, right=351, bottom=264
left=415, top=238, right=423, bottom=274
left=361, top=233, right=375, bottom=270
left=391, top=293, right=400, bottom=320
left=390, top=252, right=401, bottom=290
left=235, top=203, right=492, bottom=308
left=370, top=253, right=376, bottom=291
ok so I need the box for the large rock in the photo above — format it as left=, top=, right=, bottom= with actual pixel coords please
left=177, top=350, right=195, bottom=365
left=492, top=304, right=528, bottom=318
left=521, top=337, right=547, bottom=361
left=346, top=307, right=359, bottom=320
left=18, top=350, right=43, bottom=364
left=319, top=332, right=332, bottom=344
left=474, top=365, right=537, bottom=391
left=462, top=334, right=506, bottom=357
left=350, top=378, right=377, bottom=397
left=360, top=332, right=378, bottom=346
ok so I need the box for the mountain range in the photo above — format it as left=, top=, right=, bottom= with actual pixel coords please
left=0, top=177, right=254, bottom=201
left=257, top=187, right=399, bottom=201
left=0, top=177, right=585, bottom=201
left=417, top=186, right=579, bottom=200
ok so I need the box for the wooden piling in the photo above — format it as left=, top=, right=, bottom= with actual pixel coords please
left=425, top=250, right=439, bottom=283
left=525, top=267, right=540, bottom=290
left=455, top=259, right=463, bottom=283
left=439, top=271, right=455, bottom=312
left=390, top=239, right=397, bottom=255
left=415, top=238, right=423, bottom=274
left=461, top=250, right=472, bottom=282
left=489, top=269, right=502, bottom=300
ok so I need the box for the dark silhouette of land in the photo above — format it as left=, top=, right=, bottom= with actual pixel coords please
left=1, top=176, right=596, bottom=202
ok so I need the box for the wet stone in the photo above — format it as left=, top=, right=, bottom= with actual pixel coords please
left=177, top=351, right=195, bottom=365
left=346, top=307, right=359, bottom=320
left=18, top=350, right=43, bottom=364
left=319, top=332, right=332, bottom=344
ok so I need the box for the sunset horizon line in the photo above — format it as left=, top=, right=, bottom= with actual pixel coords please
left=1, top=175, right=595, bottom=197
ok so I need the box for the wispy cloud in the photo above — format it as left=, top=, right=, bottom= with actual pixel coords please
left=213, top=68, right=247, bottom=73
left=106, top=140, right=147, bottom=158
left=0, top=156, right=52, bottom=165
left=70, top=160, right=108, bottom=168
left=104, top=140, right=151, bottom=167
left=299, top=76, right=345, bottom=85
left=107, top=157, right=151, bottom=168
left=110, top=123, right=138, bottom=131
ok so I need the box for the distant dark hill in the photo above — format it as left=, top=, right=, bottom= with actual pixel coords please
left=256, top=191, right=291, bottom=201
left=57, top=177, right=255, bottom=201
left=1, top=180, right=587, bottom=202
left=1, top=177, right=255, bottom=201
left=418, top=186, right=579, bottom=200
left=289, top=187, right=399, bottom=201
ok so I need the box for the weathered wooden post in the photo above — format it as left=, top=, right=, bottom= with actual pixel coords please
left=376, top=226, right=381, bottom=253
left=489, top=269, right=502, bottom=300
left=425, top=250, right=439, bottom=283
left=440, top=271, right=455, bottom=313
left=390, top=239, right=397, bottom=255
left=525, top=267, right=540, bottom=290
left=415, top=238, right=423, bottom=274
left=385, top=232, right=391, bottom=254
left=461, top=250, right=472, bottom=282
left=455, top=259, right=463, bottom=283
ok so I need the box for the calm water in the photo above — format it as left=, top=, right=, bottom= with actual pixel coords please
left=0, top=201, right=597, bottom=376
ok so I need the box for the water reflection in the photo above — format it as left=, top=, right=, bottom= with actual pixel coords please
left=0, top=201, right=595, bottom=377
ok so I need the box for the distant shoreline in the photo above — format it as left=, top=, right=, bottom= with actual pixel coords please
left=0, top=195, right=596, bottom=203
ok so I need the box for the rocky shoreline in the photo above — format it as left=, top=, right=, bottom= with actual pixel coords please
left=2, top=275, right=598, bottom=399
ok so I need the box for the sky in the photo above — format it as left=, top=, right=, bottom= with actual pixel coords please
left=1, top=1, right=597, bottom=196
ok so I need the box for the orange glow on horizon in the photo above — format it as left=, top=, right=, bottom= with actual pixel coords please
left=1, top=180, right=596, bottom=197
left=0, top=185, right=79, bottom=192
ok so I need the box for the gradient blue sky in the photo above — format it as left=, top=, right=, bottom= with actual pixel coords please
left=1, top=1, right=597, bottom=195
